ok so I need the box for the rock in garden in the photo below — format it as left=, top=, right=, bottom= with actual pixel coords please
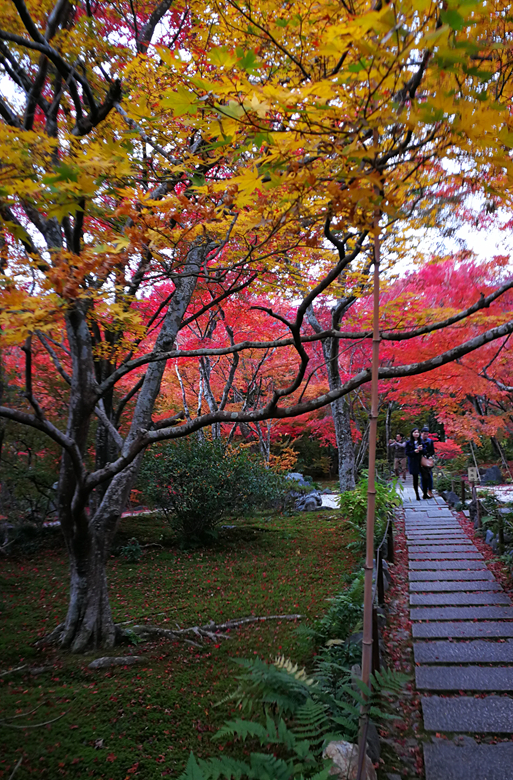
left=324, top=740, right=377, bottom=780
left=444, top=490, right=460, bottom=507
left=88, top=655, right=145, bottom=669
left=295, top=492, right=323, bottom=511
left=482, top=465, right=503, bottom=484
left=485, top=529, right=495, bottom=546
left=284, top=473, right=323, bottom=511
left=285, top=472, right=309, bottom=485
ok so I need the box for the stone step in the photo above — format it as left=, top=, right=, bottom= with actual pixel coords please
left=409, top=545, right=478, bottom=553
left=410, top=580, right=501, bottom=592
left=424, top=741, right=513, bottom=780
left=405, top=515, right=456, bottom=521
left=409, top=551, right=483, bottom=560
left=413, top=622, right=513, bottom=639
left=405, top=521, right=460, bottom=527
left=410, top=605, right=513, bottom=621
left=414, top=640, right=513, bottom=665
left=416, top=666, right=513, bottom=691
left=406, top=536, right=471, bottom=542
left=405, top=525, right=462, bottom=540
left=422, top=695, right=513, bottom=733
left=409, top=570, right=495, bottom=581
left=410, top=592, right=510, bottom=606
left=410, top=560, right=488, bottom=570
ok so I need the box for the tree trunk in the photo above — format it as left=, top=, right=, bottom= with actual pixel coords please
left=306, top=306, right=357, bottom=491
left=332, top=396, right=356, bottom=491
left=60, top=528, right=116, bottom=653
left=53, top=243, right=207, bottom=651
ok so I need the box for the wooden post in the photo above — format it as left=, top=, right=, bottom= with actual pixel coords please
left=461, top=478, right=465, bottom=505
left=387, top=521, right=394, bottom=564
left=377, top=549, right=385, bottom=606
left=472, top=483, right=482, bottom=529
left=371, top=607, right=381, bottom=674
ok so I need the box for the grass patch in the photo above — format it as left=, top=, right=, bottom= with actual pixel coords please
left=0, top=511, right=355, bottom=779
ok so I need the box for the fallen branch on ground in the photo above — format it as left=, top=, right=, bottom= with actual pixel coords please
left=0, top=711, right=68, bottom=729
left=0, top=665, right=28, bottom=677
left=8, top=757, right=22, bottom=780
left=122, top=613, right=303, bottom=645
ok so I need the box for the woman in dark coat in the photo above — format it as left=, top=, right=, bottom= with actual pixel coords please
left=405, top=428, right=422, bottom=500
left=419, top=426, right=435, bottom=499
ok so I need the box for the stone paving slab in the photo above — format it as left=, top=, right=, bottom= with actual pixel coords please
left=406, top=533, right=470, bottom=539
left=422, top=695, right=513, bottom=732
left=406, top=534, right=469, bottom=540
left=410, top=580, right=501, bottom=592
left=410, top=592, right=510, bottom=606
left=404, top=515, right=461, bottom=528
left=409, top=551, right=483, bottom=559
left=410, top=605, right=513, bottom=621
left=406, top=531, right=473, bottom=547
left=414, top=640, right=513, bottom=665
left=409, top=569, right=495, bottom=581
left=405, top=519, right=460, bottom=525
left=413, top=622, right=513, bottom=639
left=405, top=520, right=461, bottom=525
left=406, top=531, right=463, bottom=536
left=416, top=666, right=513, bottom=691
left=406, top=527, right=463, bottom=533
left=409, top=545, right=477, bottom=553
left=409, top=560, right=488, bottom=570
left=424, top=741, right=513, bottom=780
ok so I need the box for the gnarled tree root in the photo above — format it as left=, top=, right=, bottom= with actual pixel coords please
left=35, top=614, right=303, bottom=651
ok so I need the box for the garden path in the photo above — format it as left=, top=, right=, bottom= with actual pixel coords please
left=400, top=477, right=513, bottom=780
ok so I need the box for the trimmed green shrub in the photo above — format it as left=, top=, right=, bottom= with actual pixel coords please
left=139, top=439, right=285, bottom=542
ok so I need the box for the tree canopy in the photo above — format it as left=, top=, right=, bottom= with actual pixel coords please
left=1, top=0, right=513, bottom=650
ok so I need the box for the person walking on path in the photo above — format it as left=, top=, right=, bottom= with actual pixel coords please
left=419, top=426, right=435, bottom=499
left=405, top=428, right=423, bottom=500
left=389, top=433, right=407, bottom=480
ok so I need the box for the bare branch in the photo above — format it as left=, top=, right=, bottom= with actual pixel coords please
left=36, top=332, right=71, bottom=384
left=94, top=401, right=124, bottom=451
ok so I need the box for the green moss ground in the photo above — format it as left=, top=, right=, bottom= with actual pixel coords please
left=0, top=510, right=355, bottom=780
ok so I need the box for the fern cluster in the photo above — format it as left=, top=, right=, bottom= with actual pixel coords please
left=179, top=655, right=407, bottom=780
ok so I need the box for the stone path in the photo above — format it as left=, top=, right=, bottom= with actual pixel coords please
left=399, top=477, right=513, bottom=780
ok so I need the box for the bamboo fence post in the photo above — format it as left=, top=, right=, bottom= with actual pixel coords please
left=357, top=171, right=381, bottom=776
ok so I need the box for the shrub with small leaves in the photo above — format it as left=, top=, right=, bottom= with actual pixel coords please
left=139, top=439, right=285, bottom=543
left=119, top=537, right=142, bottom=563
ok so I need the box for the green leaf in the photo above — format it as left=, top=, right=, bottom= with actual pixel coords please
left=440, top=9, right=466, bottom=30
left=181, top=753, right=205, bottom=780
left=160, top=85, right=198, bottom=116
left=220, top=101, right=246, bottom=119
left=236, top=47, right=258, bottom=72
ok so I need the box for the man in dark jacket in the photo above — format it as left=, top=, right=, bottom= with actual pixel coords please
left=419, top=426, right=435, bottom=498
left=389, top=433, right=407, bottom=480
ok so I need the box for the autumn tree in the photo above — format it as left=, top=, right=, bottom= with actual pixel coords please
left=1, top=0, right=513, bottom=652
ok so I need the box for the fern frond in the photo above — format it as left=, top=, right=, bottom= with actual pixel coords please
left=274, top=655, right=316, bottom=687
left=247, top=752, right=294, bottom=780
left=292, top=699, right=330, bottom=741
